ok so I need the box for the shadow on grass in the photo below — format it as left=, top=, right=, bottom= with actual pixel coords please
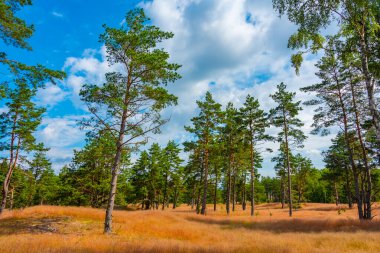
left=185, top=216, right=380, bottom=233
left=0, top=217, right=68, bottom=235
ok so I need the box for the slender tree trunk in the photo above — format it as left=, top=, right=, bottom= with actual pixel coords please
left=353, top=169, right=364, bottom=219
left=226, top=152, right=233, bottom=215
left=334, top=181, right=339, bottom=206
left=335, top=76, right=364, bottom=219
left=232, top=167, right=236, bottom=212
left=283, top=109, right=293, bottom=217
left=104, top=109, right=129, bottom=233
left=9, top=187, right=14, bottom=210
left=0, top=114, right=19, bottom=215
left=281, top=175, right=285, bottom=209
left=242, top=171, right=246, bottom=211
left=358, top=30, right=380, bottom=149
left=349, top=78, right=372, bottom=219
left=196, top=158, right=204, bottom=214
left=345, top=165, right=353, bottom=208
left=191, top=184, right=196, bottom=210
left=104, top=142, right=123, bottom=233
left=213, top=166, right=218, bottom=211
left=201, top=137, right=210, bottom=215
left=298, top=186, right=301, bottom=206
left=162, top=173, right=168, bottom=210
left=172, top=188, right=177, bottom=209
left=249, top=134, right=255, bottom=216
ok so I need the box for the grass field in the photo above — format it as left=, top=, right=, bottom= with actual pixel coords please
left=0, top=203, right=379, bottom=253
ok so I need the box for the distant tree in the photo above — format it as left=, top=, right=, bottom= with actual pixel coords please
left=63, top=133, right=130, bottom=208
left=130, top=151, right=150, bottom=209
left=79, top=9, right=180, bottom=233
left=269, top=83, right=306, bottom=216
left=292, top=154, right=314, bottom=205
left=36, top=166, right=59, bottom=205
left=221, top=102, right=240, bottom=215
left=272, top=142, right=293, bottom=208
left=240, top=95, right=270, bottom=216
left=185, top=92, right=222, bottom=215
left=27, top=151, right=52, bottom=205
left=147, top=143, right=163, bottom=209
left=161, top=141, right=183, bottom=210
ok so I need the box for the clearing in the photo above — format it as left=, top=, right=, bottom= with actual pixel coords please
left=0, top=203, right=379, bottom=253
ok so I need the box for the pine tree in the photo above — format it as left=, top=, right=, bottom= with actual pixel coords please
left=240, top=95, right=270, bottom=216
left=269, top=83, right=306, bottom=216
left=161, top=141, right=183, bottom=210
left=221, top=102, right=240, bottom=215
left=301, top=38, right=374, bottom=219
left=185, top=92, right=222, bottom=215
left=79, top=9, right=180, bottom=233
left=272, top=0, right=380, bottom=155
left=0, top=1, right=64, bottom=215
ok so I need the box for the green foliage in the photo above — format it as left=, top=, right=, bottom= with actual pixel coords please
left=129, top=142, right=184, bottom=209
left=80, top=8, right=181, bottom=146
left=0, top=0, right=34, bottom=49
left=269, top=82, right=306, bottom=147
left=58, top=133, right=130, bottom=207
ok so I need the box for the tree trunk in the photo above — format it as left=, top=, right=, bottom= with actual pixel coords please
left=358, top=30, right=380, bottom=151
left=8, top=187, right=14, bottom=210
left=281, top=175, right=285, bottom=209
left=201, top=138, right=209, bottom=215
left=104, top=115, right=127, bottom=233
left=335, top=75, right=363, bottom=219
left=242, top=171, right=246, bottom=211
left=0, top=115, right=19, bottom=215
left=345, top=165, right=353, bottom=208
left=349, top=77, right=372, bottom=219
left=213, top=166, right=218, bottom=211
left=226, top=153, right=233, bottom=215
left=162, top=173, right=168, bottom=210
left=172, top=188, right=177, bottom=209
left=283, top=109, right=293, bottom=217
left=104, top=144, right=122, bottom=233
left=232, top=168, right=236, bottom=212
left=196, top=158, right=204, bottom=214
left=334, top=181, right=339, bottom=206
left=191, top=184, right=196, bottom=210
left=249, top=134, right=255, bottom=216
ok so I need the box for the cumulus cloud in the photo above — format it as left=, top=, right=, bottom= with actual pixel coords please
left=62, top=46, right=123, bottom=108
left=138, top=0, right=334, bottom=175
left=37, top=115, right=86, bottom=172
left=35, top=0, right=336, bottom=175
left=35, top=83, right=68, bottom=108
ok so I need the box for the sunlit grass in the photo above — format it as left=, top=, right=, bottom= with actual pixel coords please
left=0, top=203, right=379, bottom=253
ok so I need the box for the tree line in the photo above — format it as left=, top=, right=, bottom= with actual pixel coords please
left=0, top=0, right=379, bottom=235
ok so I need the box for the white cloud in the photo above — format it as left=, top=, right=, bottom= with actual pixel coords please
left=62, top=46, right=123, bottom=108
left=140, top=0, right=334, bottom=176
left=35, top=83, right=68, bottom=107
left=52, top=11, right=64, bottom=18
left=37, top=115, right=86, bottom=172
left=37, top=0, right=337, bottom=176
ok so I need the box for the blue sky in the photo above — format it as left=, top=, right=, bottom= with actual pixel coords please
left=7, top=0, right=337, bottom=176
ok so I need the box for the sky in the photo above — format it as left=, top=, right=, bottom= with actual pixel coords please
left=6, top=0, right=338, bottom=176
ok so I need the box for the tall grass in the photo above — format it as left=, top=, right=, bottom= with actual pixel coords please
left=0, top=203, right=379, bottom=253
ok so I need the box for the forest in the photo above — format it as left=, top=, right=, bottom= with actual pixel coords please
left=0, top=1, right=379, bottom=252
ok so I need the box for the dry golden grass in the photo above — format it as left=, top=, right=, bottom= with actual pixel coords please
left=1, top=203, right=380, bottom=253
